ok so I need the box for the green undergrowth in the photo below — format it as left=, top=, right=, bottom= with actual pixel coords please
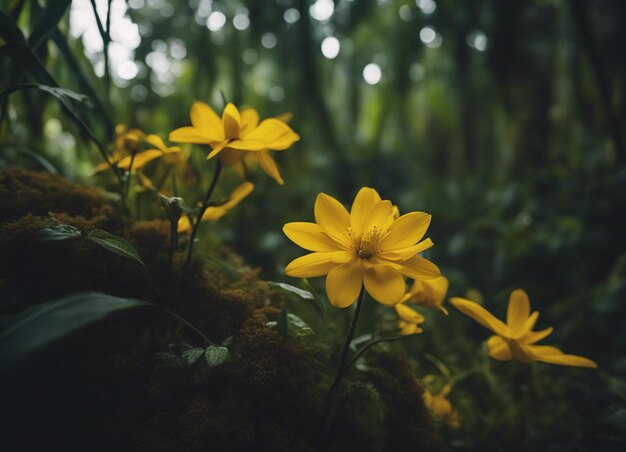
left=0, top=168, right=441, bottom=451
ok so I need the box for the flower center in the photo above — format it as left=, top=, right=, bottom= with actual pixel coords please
left=350, top=225, right=387, bottom=259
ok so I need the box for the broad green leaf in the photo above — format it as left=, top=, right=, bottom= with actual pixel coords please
left=286, top=313, right=315, bottom=337
left=86, top=229, right=146, bottom=269
left=0, top=83, right=93, bottom=108
left=0, top=10, right=26, bottom=43
left=49, top=27, right=113, bottom=137
left=0, top=79, right=107, bottom=157
left=182, top=347, right=205, bottom=366
left=27, top=0, right=71, bottom=49
left=302, top=278, right=328, bottom=319
left=39, top=223, right=81, bottom=241
left=0, top=14, right=109, bottom=156
left=276, top=309, right=315, bottom=338
left=269, top=282, right=313, bottom=299
left=15, top=149, right=58, bottom=173
left=0, top=292, right=148, bottom=374
left=269, top=281, right=327, bottom=319
left=204, top=345, right=229, bottom=367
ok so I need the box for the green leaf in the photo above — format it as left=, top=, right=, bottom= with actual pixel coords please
left=0, top=10, right=27, bottom=43
left=86, top=229, right=146, bottom=269
left=0, top=83, right=93, bottom=108
left=269, top=282, right=313, bottom=299
left=49, top=27, right=113, bottom=137
left=276, top=309, right=315, bottom=338
left=302, top=278, right=328, bottom=319
left=0, top=292, right=148, bottom=374
left=182, top=347, right=205, bottom=366
left=39, top=223, right=81, bottom=241
left=286, top=313, right=315, bottom=337
left=204, top=345, right=229, bottom=367
left=14, top=149, right=58, bottom=173
left=269, top=281, right=327, bottom=319
left=27, top=0, right=71, bottom=49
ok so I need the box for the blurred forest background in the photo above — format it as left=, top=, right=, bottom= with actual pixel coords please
left=2, top=0, right=626, bottom=449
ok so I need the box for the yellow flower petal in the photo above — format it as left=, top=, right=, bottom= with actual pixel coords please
left=521, top=311, right=540, bottom=333
left=430, top=276, right=449, bottom=306
left=169, top=126, right=215, bottom=144
left=275, top=112, right=293, bottom=123
left=222, top=181, right=254, bottom=209
left=93, top=160, right=112, bottom=174
left=244, top=118, right=300, bottom=150
left=390, top=255, right=441, bottom=280
left=222, top=103, right=242, bottom=139
left=283, top=222, right=343, bottom=252
left=507, top=289, right=531, bottom=335
left=145, top=134, right=167, bottom=151
left=202, top=205, right=228, bottom=221
left=190, top=101, right=224, bottom=141
left=178, top=182, right=253, bottom=233
left=117, top=149, right=163, bottom=170
left=395, top=303, right=425, bottom=324
left=314, top=193, right=351, bottom=247
left=399, top=321, right=422, bottom=335
left=508, top=340, right=535, bottom=363
left=406, top=276, right=449, bottom=314
left=365, top=200, right=394, bottom=231
left=256, top=150, right=284, bottom=185
left=218, top=147, right=244, bottom=166
left=379, top=238, right=434, bottom=261
left=350, top=187, right=382, bottom=235
left=240, top=108, right=260, bottom=135
left=285, top=251, right=351, bottom=278
left=522, top=327, right=553, bottom=344
left=226, top=139, right=270, bottom=151
left=448, top=297, right=509, bottom=337
left=206, top=140, right=230, bottom=160
left=440, top=384, right=453, bottom=398
left=363, top=265, right=405, bottom=306
left=380, top=212, right=431, bottom=250
left=528, top=345, right=598, bottom=368
left=177, top=215, right=192, bottom=233
left=487, top=335, right=513, bottom=361
left=325, top=259, right=364, bottom=308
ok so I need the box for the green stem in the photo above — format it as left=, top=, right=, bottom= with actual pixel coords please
left=89, top=0, right=112, bottom=100
left=183, top=159, right=223, bottom=269
left=169, top=214, right=179, bottom=269
left=320, top=285, right=366, bottom=429
left=123, top=151, right=136, bottom=200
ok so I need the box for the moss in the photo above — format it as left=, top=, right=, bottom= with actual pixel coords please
left=0, top=168, right=121, bottom=230
left=0, top=169, right=441, bottom=451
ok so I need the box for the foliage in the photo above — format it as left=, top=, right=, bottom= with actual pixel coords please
left=1, top=0, right=625, bottom=449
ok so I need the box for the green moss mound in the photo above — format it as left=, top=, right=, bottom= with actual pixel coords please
left=0, top=169, right=442, bottom=451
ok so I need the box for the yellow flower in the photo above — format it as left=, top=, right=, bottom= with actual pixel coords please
left=395, top=303, right=425, bottom=335
left=169, top=102, right=300, bottom=167
left=177, top=182, right=254, bottom=233
left=234, top=112, right=294, bottom=185
left=423, top=384, right=461, bottom=428
left=450, top=289, right=598, bottom=368
left=94, top=124, right=144, bottom=173
left=116, top=134, right=182, bottom=170
left=402, top=275, right=449, bottom=315
left=283, top=187, right=440, bottom=307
